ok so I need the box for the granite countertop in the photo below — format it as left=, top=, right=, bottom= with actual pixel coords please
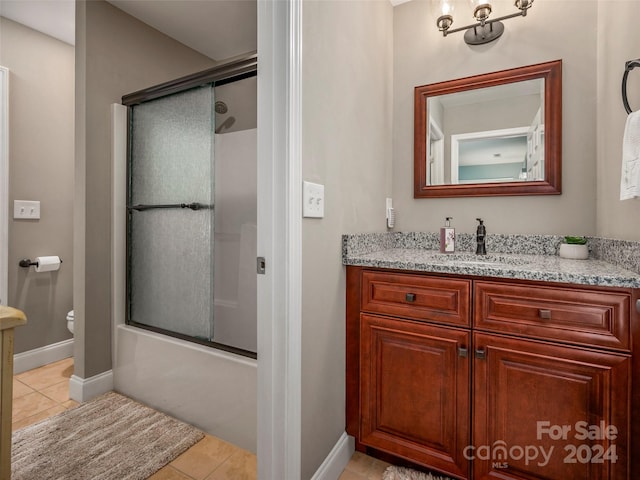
left=342, top=233, right=640, bottom=289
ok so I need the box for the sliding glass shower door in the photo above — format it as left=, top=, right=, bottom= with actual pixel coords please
left=128, top=85, right=215, bottom=341
left=124, top=56, right=258, bottom=357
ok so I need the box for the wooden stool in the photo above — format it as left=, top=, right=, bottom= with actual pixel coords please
left=0, top=306, right=27, bottom=480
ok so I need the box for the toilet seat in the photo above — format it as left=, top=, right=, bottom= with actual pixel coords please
left=66, top=310, right=74, bottom=334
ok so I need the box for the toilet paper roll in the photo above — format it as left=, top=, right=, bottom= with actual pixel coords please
left=34, top=256, right=61, bottom=272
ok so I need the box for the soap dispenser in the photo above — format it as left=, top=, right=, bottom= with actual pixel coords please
left=440, top=217, right=455, bottom=253
left=476, top=218, right=487, bottom=255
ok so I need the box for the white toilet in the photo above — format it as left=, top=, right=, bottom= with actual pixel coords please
left=66, top=310, right=74, bottom=334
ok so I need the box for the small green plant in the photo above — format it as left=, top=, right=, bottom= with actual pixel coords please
left=564, top=236, right=588, bottom=245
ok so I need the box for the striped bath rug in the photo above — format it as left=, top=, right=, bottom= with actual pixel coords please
left=383, top=465, right=456, bottom=480
left=12, top=391, right=204, bottom=480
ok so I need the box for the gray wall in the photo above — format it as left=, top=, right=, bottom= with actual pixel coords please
left=74, top=0, right=216, bottom=378
left=596, top=0, right=640, bottom=241
left=393, top=0, right=598, bottom=237
left=1, top=18, right=75, bottom=353
left=301, top=0, right=393, bottom=477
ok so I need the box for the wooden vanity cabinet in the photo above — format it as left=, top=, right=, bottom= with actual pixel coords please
left=473, top=332, right=629, bottom=480
left=359, top=313, right=471, bottom=479
left=346, top=267, right=637, bottom=480
left=348, top=268, right=473, bottom=478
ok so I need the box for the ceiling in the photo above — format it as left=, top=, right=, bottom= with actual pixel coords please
left=0, top=0, right=257, bottom=61
left=0, top=0, right=75, bottom=45
left=107, top=0, right=256, bottom=61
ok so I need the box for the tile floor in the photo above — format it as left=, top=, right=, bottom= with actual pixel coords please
left=12, top=357, right=79, bottom=430
left=11, top=358, right=390, bottom=480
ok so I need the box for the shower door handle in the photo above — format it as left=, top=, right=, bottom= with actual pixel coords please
left=257, top=257, right=266, bottom=275
left=127, top=202, right=208, bottom=211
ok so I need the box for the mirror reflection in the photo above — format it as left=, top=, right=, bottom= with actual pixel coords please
left=427, top=79, right=544, bottom=185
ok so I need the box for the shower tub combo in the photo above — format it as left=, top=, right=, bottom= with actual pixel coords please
left=111, top=56, right=258, bottom=452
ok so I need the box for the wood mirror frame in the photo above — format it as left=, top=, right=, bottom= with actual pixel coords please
left=414, top=60, right=562, bottom=198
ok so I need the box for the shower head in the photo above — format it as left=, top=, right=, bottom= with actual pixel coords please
left=215, top=116, right=236, bottom=134
left=214, top=101, right=228, bottom=114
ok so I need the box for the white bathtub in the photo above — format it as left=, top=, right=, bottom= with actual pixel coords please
left=113, top=324, right=257, bottom=452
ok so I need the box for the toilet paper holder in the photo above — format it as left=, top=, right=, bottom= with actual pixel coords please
left=19, top=258, right=63, bottom=268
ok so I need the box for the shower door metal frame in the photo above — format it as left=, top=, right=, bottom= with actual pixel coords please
left=122, top=54, right=257, bottom=106
left=122, top=55, right=258, bottom=359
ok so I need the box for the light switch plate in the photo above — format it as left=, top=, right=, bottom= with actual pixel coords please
left=14, top=200, right=40, bottom=219
left=303, top=181, right=324, bottom=218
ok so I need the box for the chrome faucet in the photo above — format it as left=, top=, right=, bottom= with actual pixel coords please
left=476, top=218, right=487, bottom=255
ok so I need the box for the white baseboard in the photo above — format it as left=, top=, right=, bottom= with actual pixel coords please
left=13, top=339, right=74, bottom=374
left=311, top=432, right=355, bottom=480
left=69, top=370, right=114, bottom=403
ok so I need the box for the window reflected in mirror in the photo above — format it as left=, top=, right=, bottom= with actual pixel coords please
left=427, top=79, right=544, bottom=185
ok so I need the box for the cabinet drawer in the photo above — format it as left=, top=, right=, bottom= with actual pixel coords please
left=362, top=271, right=471, bottom=326
left=474, top=281, right=630, bottom=351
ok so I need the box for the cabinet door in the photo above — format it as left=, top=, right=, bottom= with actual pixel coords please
left=473, top=332, right=630, bottom=480
left=360, top=314, right=471, bottom=479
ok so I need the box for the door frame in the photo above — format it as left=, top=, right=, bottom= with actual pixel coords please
left=256, top=0, right=302, bottom=478
left=0, top=66, right=9, bottom=306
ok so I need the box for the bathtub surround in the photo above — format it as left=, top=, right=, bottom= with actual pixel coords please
left=11, top=391, right=204, bottom=480
left=213, top=128, right=258, bottom=353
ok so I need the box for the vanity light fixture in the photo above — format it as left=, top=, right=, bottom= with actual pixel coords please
left=436, top=0, right=533, bottom=45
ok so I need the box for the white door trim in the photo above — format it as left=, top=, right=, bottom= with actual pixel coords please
left=0, top=66, right=9, bottom=306
left=450, top=126, right=529, bottom=184
left=256, top=0, right=302, bottom=478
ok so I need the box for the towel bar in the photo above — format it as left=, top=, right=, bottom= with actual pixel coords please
left=622, top=58, right=640, bottom=114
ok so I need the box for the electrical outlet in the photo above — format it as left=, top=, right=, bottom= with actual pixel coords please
left=302, top=181, right=324, bottom=218
left=14, top=200, right=40, bottom=220
left=386, top=197, right=395, bottom=228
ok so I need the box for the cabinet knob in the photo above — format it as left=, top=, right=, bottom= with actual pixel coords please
left=458, top=346, right=468, bottom=358
left=405, top=293, right=416, bottom=303
left=538, top=309, right=552, bottom=320
left=636, top=299, right=640, bottom=315
left=475, top=348, right=486, bottom=360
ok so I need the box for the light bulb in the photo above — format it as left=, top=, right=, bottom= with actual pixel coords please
left=440, top=0, right=455, bottom=17
left=436, top=0, right=455, bottom=33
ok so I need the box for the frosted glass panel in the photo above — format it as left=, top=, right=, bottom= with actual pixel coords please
left=129, top=86, right=214, bottom=339
left=131, top=87, right=214, bottom=206
left=130, top=210, right=212, bottom=338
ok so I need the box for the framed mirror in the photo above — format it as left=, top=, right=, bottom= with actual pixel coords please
left=414, top=60, right=562, bottom=198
